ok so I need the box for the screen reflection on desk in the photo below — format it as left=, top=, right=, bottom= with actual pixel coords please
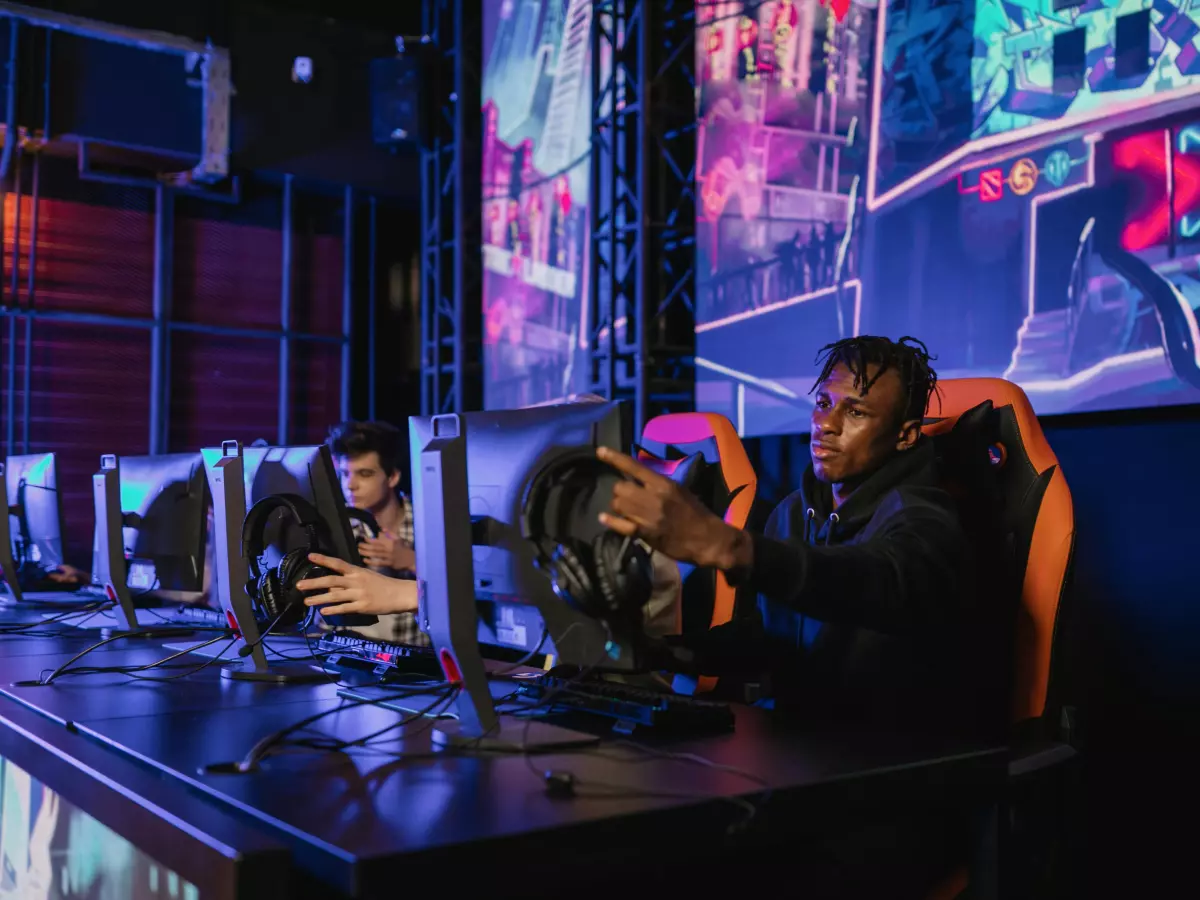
left=0, top=755, right=198, bottom=900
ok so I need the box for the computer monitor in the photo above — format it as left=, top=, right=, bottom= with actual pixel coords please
left=196, top=442, right=373, bottom=683
left=89, top=453, right=209, bottom=600
left=407, top=400, right=636, bottom=669
left=0, top=453, right=65, bottom=602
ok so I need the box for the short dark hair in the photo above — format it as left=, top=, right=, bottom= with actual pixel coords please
left=810, top=335, right=939, bottom=424
left=326, top=421, right=403, bottom=475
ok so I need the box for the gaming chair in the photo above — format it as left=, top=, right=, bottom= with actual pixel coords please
left=638, top=412, right=757, bottom=695
left=922, top=378, right=1078, bottom=899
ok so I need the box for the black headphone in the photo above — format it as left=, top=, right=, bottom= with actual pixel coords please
left=241, top=493, right=330, bottom=629
left=520, top=451, right=654, bottom=630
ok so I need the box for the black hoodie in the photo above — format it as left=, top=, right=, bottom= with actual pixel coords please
left=670, top=436, right=1004, bottom=735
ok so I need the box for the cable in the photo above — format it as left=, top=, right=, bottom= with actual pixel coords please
left=231, top=605, right=295, bottom=660
left=489, top=627, right=550, bottom=678
left=0, top=600, right=114, bottom=637
left=491, top=620, right=771, bottom=834
left=204, top=681, right=454, bottom=774
left=298, top=627, right=366, bottom=689
left=18, top=604, right=326, bottom=686
left=112, top=636, right=240, bottom=684
left=581, top=738, right=773, bottom=832
left=17, top=629, right=234, bottom=686
left=511, top=624, right=618, bottom=776
left=282, top=686, right=460, bottom=758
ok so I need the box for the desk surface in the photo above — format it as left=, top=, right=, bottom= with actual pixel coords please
left=0, top=604, right=1005, bottom=897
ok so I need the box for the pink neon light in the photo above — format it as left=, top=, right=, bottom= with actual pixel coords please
left=1111, top=128, right=1200, bottom=252
left=819, top=0, right=851, bottom=25
left=978, top=168, right=1004, bottom=202
left=1113, top=130, right=1173, bottom=251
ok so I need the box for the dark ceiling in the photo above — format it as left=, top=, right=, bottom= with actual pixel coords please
left=19, top=1, right=424, bottom=44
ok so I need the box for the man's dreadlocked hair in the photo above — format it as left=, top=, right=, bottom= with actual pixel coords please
left=809, top=335, right=940, bottom=424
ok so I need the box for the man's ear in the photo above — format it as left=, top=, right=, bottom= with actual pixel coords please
left=387, top=469, right=401, bottom=490
left=896, top=418, right=922, bottom=452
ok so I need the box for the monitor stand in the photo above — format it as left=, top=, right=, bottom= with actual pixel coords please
left=203, top=441, right=325, bottom=684
left=92, top=456, right=192, bottom=639
left=415, top=414, right=598, bottom=752
left=0, top=462, right=25, bottom=604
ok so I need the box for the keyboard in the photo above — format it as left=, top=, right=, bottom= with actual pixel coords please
left=168, top=605, right=233, bottom=628
left=317, top=633, right=444, bottom=682
left=517, top=673, right=736, bottom=735
left=164, top=605, right=306, bottom=634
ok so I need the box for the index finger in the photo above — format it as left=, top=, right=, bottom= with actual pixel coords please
left=295, top=575, right=344, bottom=592
left=308, top=552, right=353, bottom=573
left=596, top=447, right=667, bottom=486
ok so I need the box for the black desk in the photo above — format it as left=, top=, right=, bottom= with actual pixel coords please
left=0, top=607, right=291, bottom=899
left=0, top=607, right=1005, bottom=898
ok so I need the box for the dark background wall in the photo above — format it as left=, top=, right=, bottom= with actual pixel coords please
left=1, top=1, right=425, bottom=565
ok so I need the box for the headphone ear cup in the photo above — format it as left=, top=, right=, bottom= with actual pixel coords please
left=548, top=541, right=597, bottom=616
left=288, top=558, right=329, bottom=632
left=593, top=533, right=653, bottom=620
left=591, top=534, right=622, bottom=616
left=624, top=542, right=654, bottom=612
left=270, top=549, right=312, bottom=628
left=258, top=569, right=284, bottom=620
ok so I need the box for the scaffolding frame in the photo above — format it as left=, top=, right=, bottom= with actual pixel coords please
left=589, top=0, right=696, bottom=432
left=419, top=0, right=482, bottom=416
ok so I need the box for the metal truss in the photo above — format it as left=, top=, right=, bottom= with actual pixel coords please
left=419, top=0, right=482, bottom=416
left=589, top=0, right=696, bottom=432
left=0, top=164, right=356, bottom=456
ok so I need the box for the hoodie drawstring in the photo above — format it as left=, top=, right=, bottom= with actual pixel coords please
left=796, top=510, right=837, bottom=650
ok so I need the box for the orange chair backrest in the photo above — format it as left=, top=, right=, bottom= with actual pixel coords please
left=640, top=413, right=757, bottom=694
left=922, top=378, right=1074, bottom=725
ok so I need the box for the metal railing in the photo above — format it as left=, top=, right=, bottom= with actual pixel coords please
left=693, top=356, right=810, bottom=436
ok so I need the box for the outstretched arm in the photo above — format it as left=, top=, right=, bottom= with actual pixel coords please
left=729, top=499, right=967, bottom=635
left=598, top=446, right=967, bottom=638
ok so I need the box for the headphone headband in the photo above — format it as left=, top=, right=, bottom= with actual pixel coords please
left=241, top=493, right=322, bottom=575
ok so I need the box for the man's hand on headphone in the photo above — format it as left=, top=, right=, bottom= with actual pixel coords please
left=297, top=553, right=418, bottom=617
left=597, top=447, right=752, bottom=572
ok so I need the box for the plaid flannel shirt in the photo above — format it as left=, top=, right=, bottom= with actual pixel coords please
left=348, top=493, right=430, bottom=647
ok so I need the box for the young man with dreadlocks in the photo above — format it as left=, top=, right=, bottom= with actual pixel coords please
left=599, top=335, right=1001, bottom=896
left=599, top=334, right=996, bottom=726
